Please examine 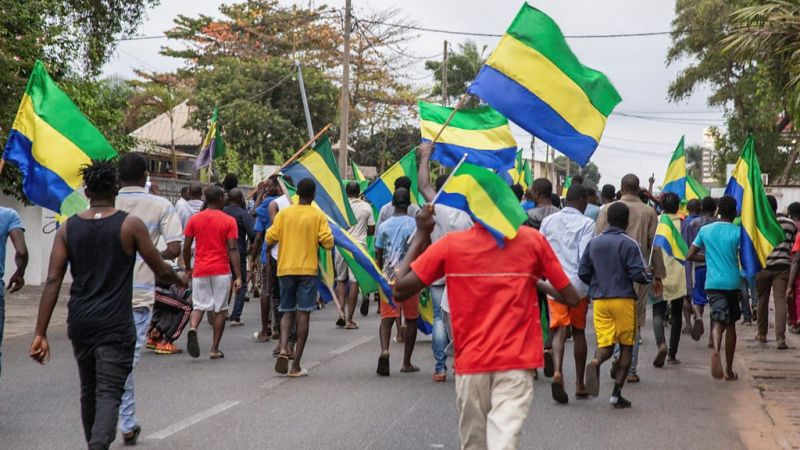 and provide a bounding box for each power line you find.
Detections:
[613,112,725,125]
